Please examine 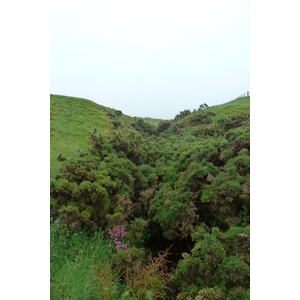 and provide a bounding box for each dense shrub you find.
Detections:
[149,184,197,240]
[176,225,250,299]
[50,154,110,232]
[174,109,191,120]
[157,120,172,134]
[187,110,216,125]
[131,118,156,136]
[111,128,149,165]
